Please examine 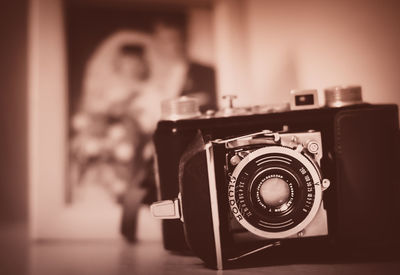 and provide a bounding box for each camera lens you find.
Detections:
[228,146,323,238]
[248,166,301,224]
[259,176,290,207]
